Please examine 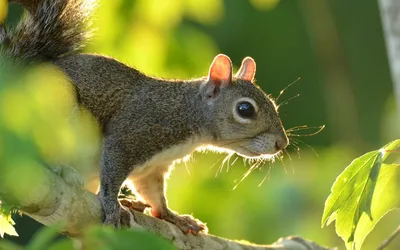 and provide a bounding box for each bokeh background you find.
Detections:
[2,0,400,249]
